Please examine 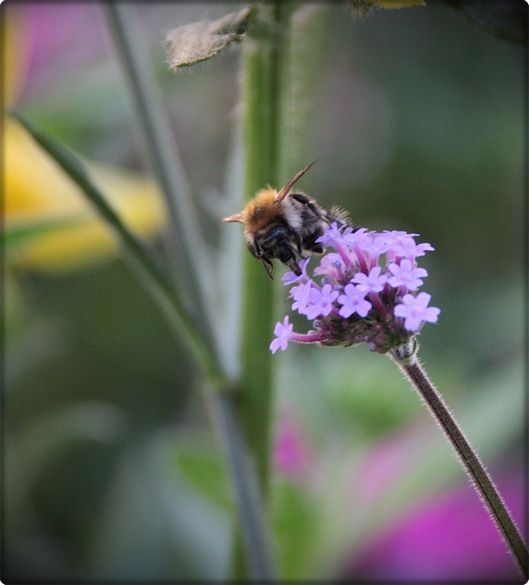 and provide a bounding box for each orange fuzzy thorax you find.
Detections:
[242,188,282,232]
